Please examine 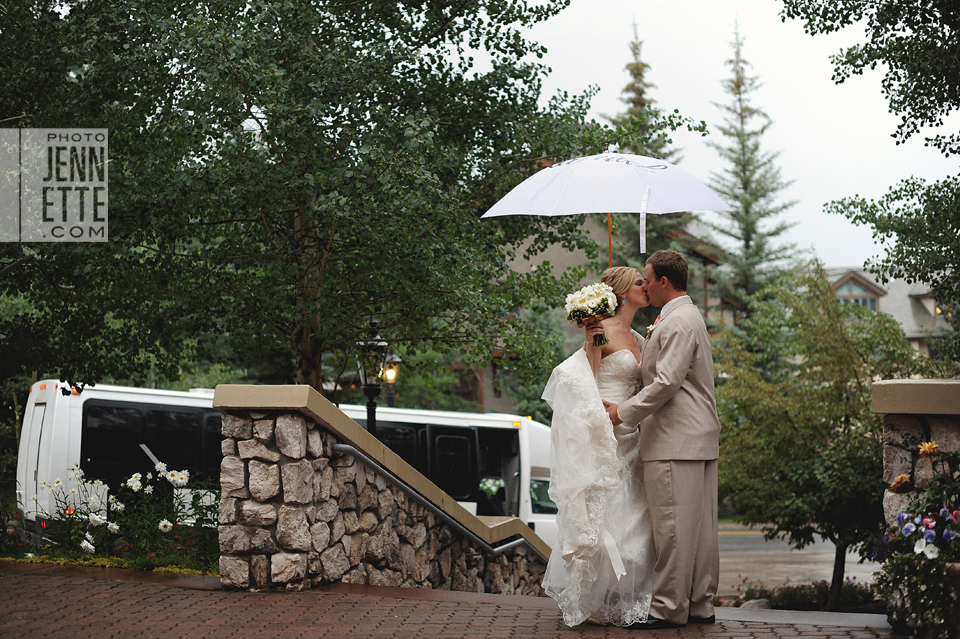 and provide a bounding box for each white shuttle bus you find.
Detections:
[15,380,559,549]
